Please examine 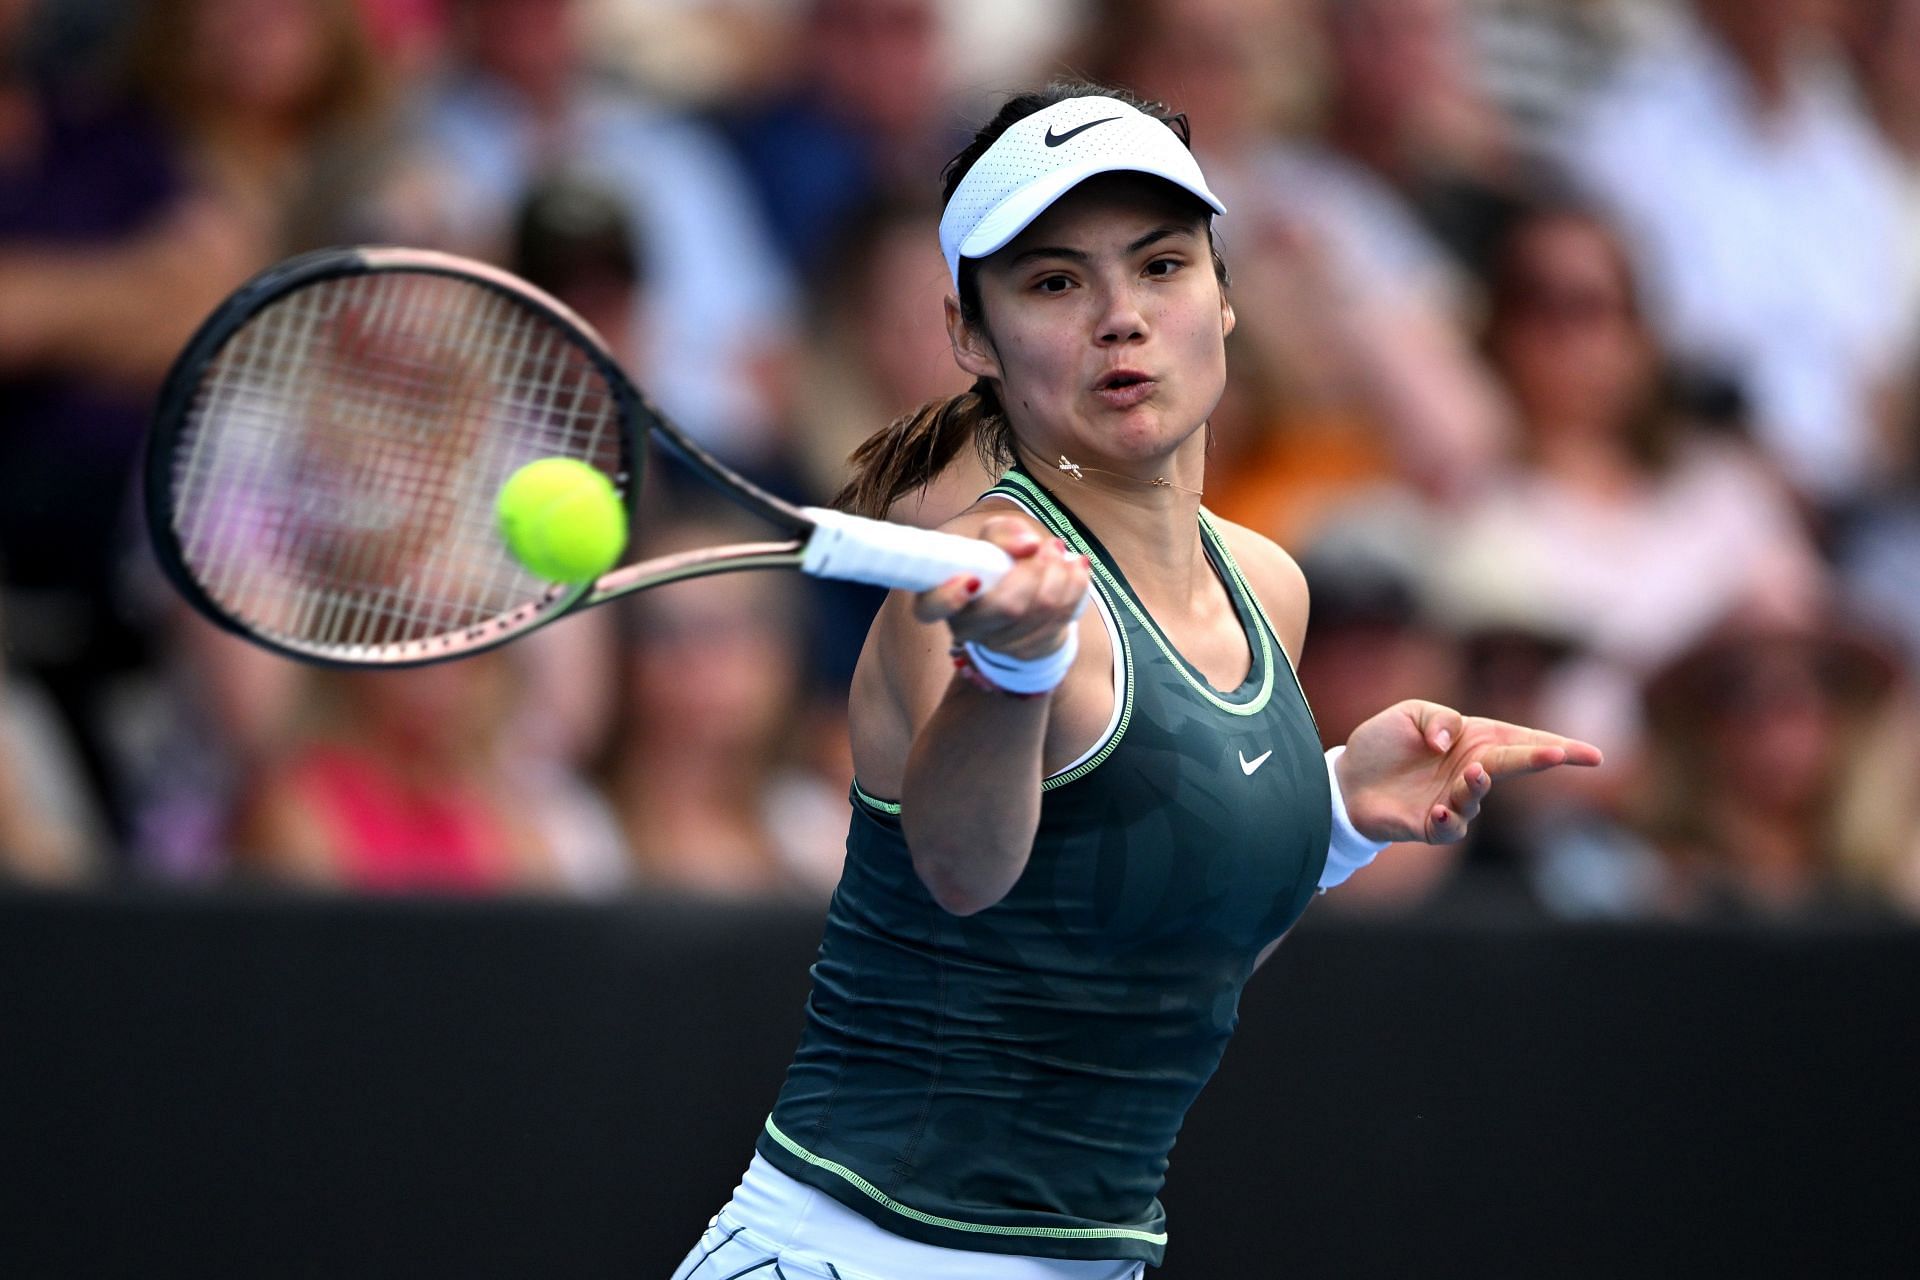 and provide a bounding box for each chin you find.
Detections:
[1105,410,1201,459]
